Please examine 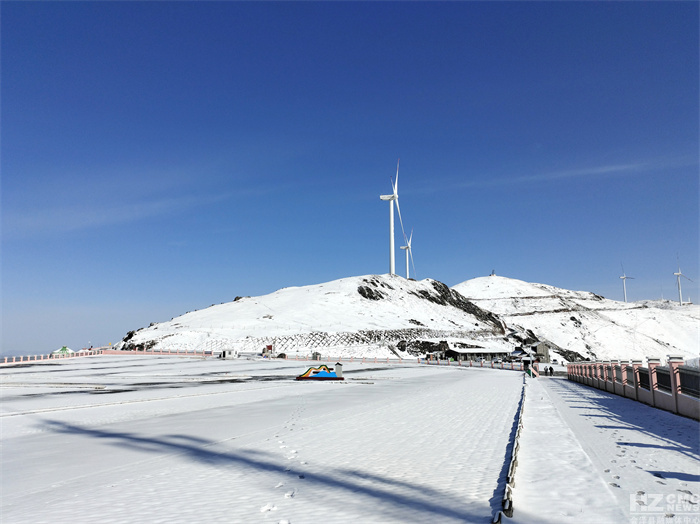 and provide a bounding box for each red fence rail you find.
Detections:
[567,357,699,420]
